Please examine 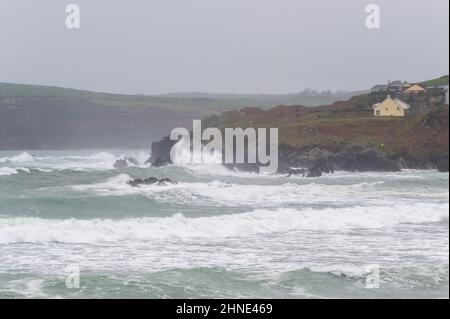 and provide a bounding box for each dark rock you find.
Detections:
[145,134,445,178]
[278,145,401,177]
[151,156,171,168]
[146,136,177,166]
[331,147,401,172]
[432,156,449,172]
[126,156,140,166]
[438,161,449,172]
[113,156,141,169]
[285,167,307,177]
[127,177,177,187]
[113,159,128,169]
[306,160,335,177]
[158,177,177,185]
